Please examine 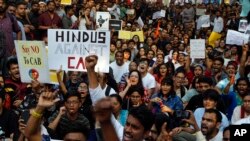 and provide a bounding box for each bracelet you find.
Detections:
[31,110,43,118]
